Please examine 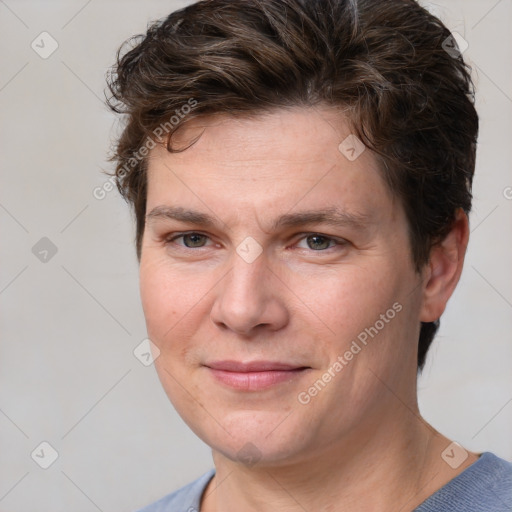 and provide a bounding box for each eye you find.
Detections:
[166,232,212,248]
[163,232,345,253]
[296,233,342,251]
